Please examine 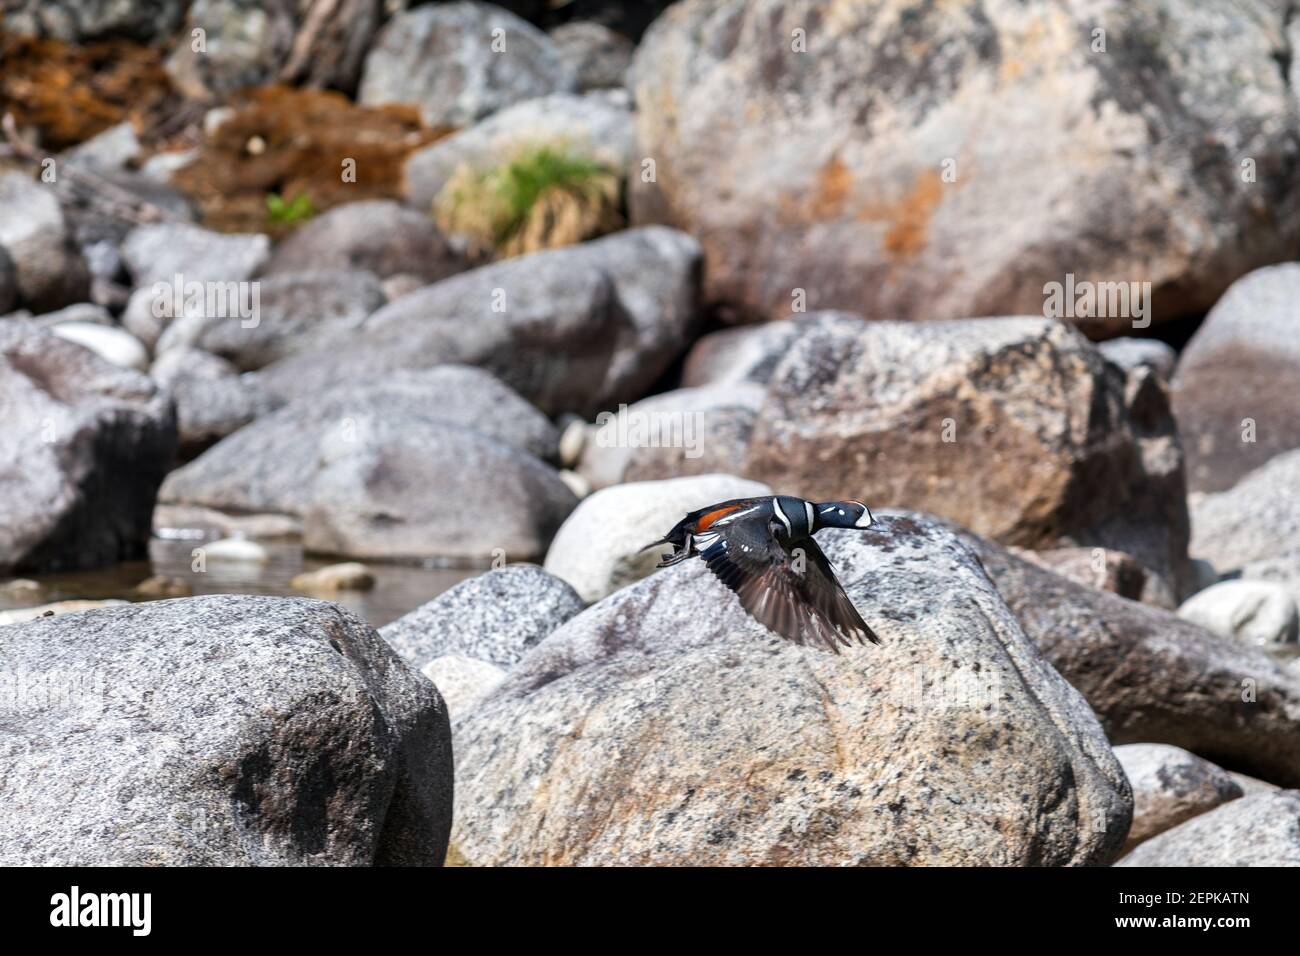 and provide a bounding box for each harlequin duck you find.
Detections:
[643,495,883,652]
